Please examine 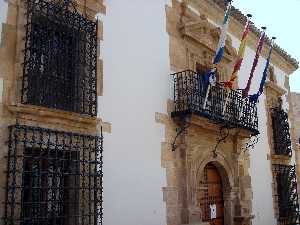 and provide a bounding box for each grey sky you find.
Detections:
[232,0,300,93]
